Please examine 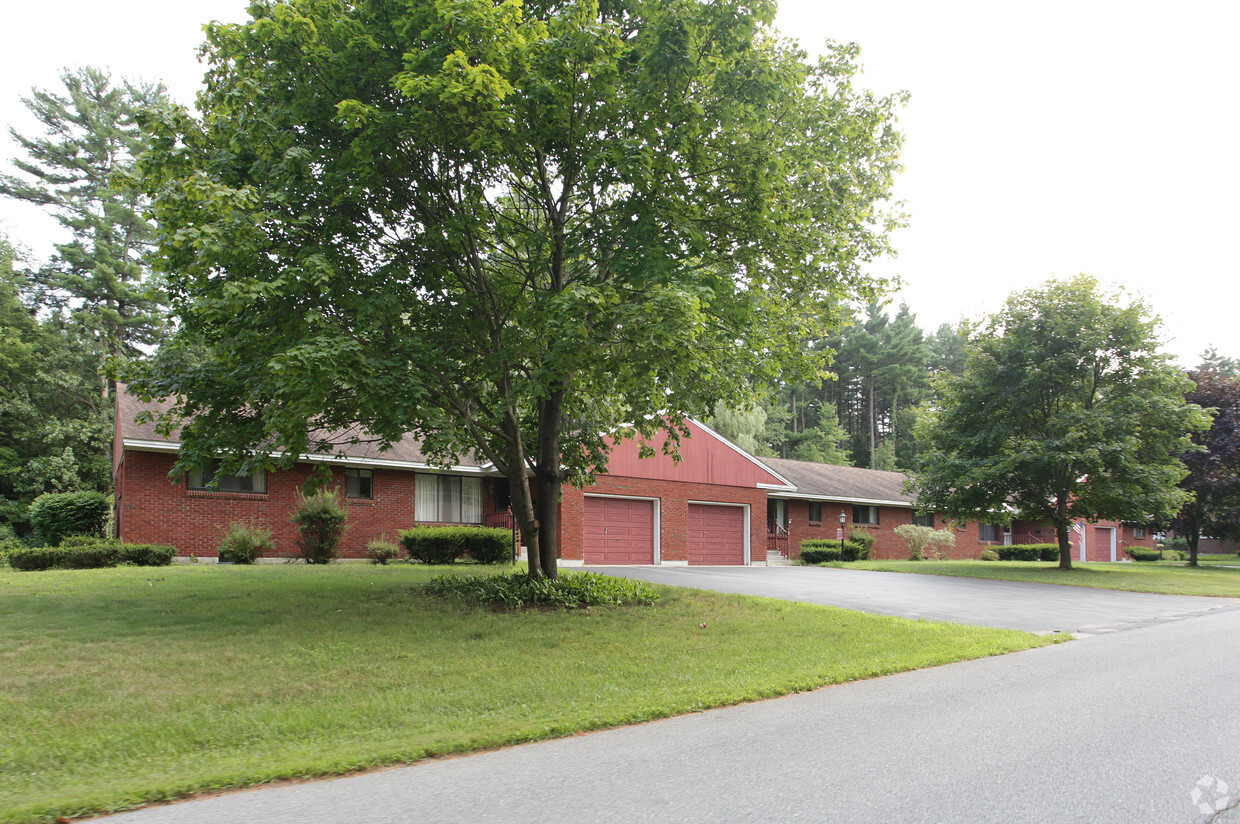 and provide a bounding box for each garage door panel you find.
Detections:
[584,497,654,564]
[687,504,745,565]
